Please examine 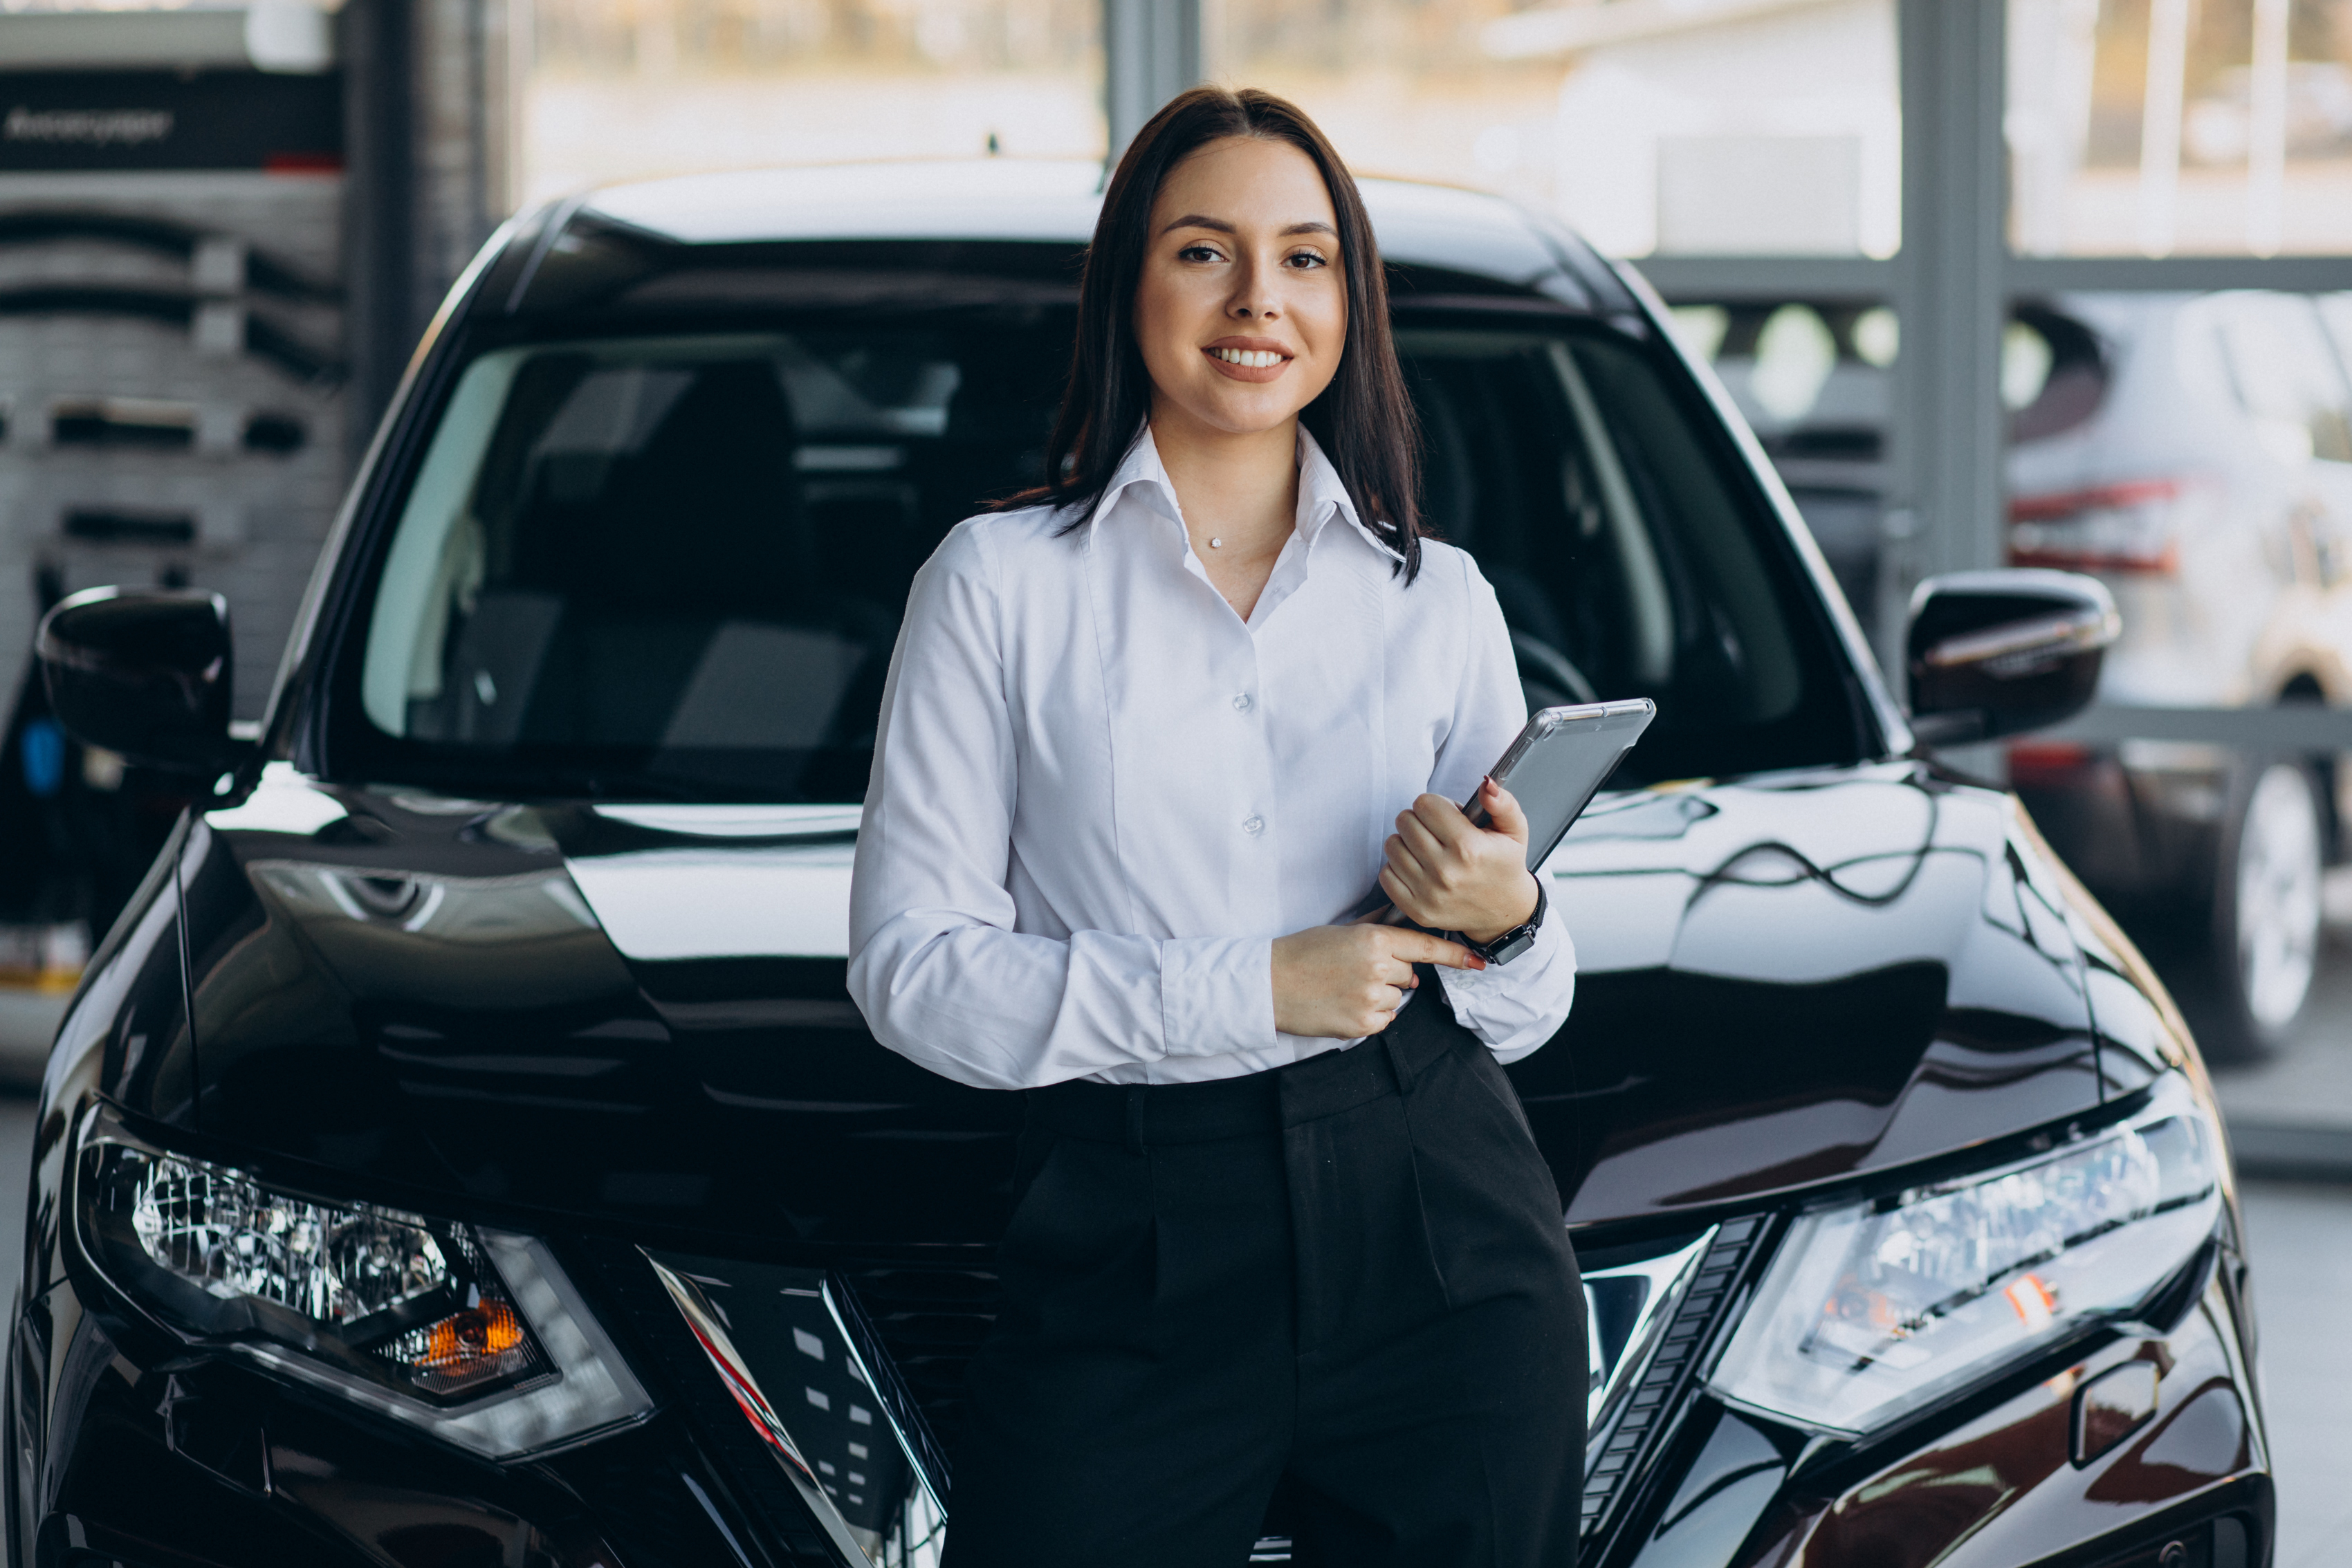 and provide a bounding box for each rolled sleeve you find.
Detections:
[1437,911,1577,1064]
